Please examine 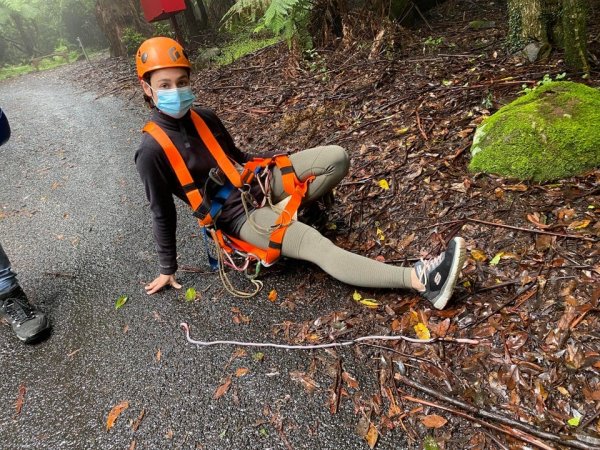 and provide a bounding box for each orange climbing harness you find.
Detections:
[142,110,313,295]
